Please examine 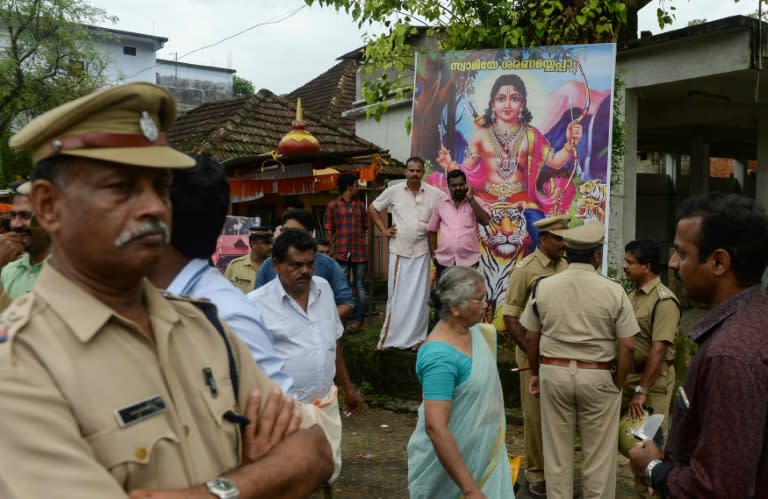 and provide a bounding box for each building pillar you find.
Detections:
[757,115,768,209]
[664,153,679,190]
[733,159,746,191]
[608,87,638,274]
[688,136,710,196]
